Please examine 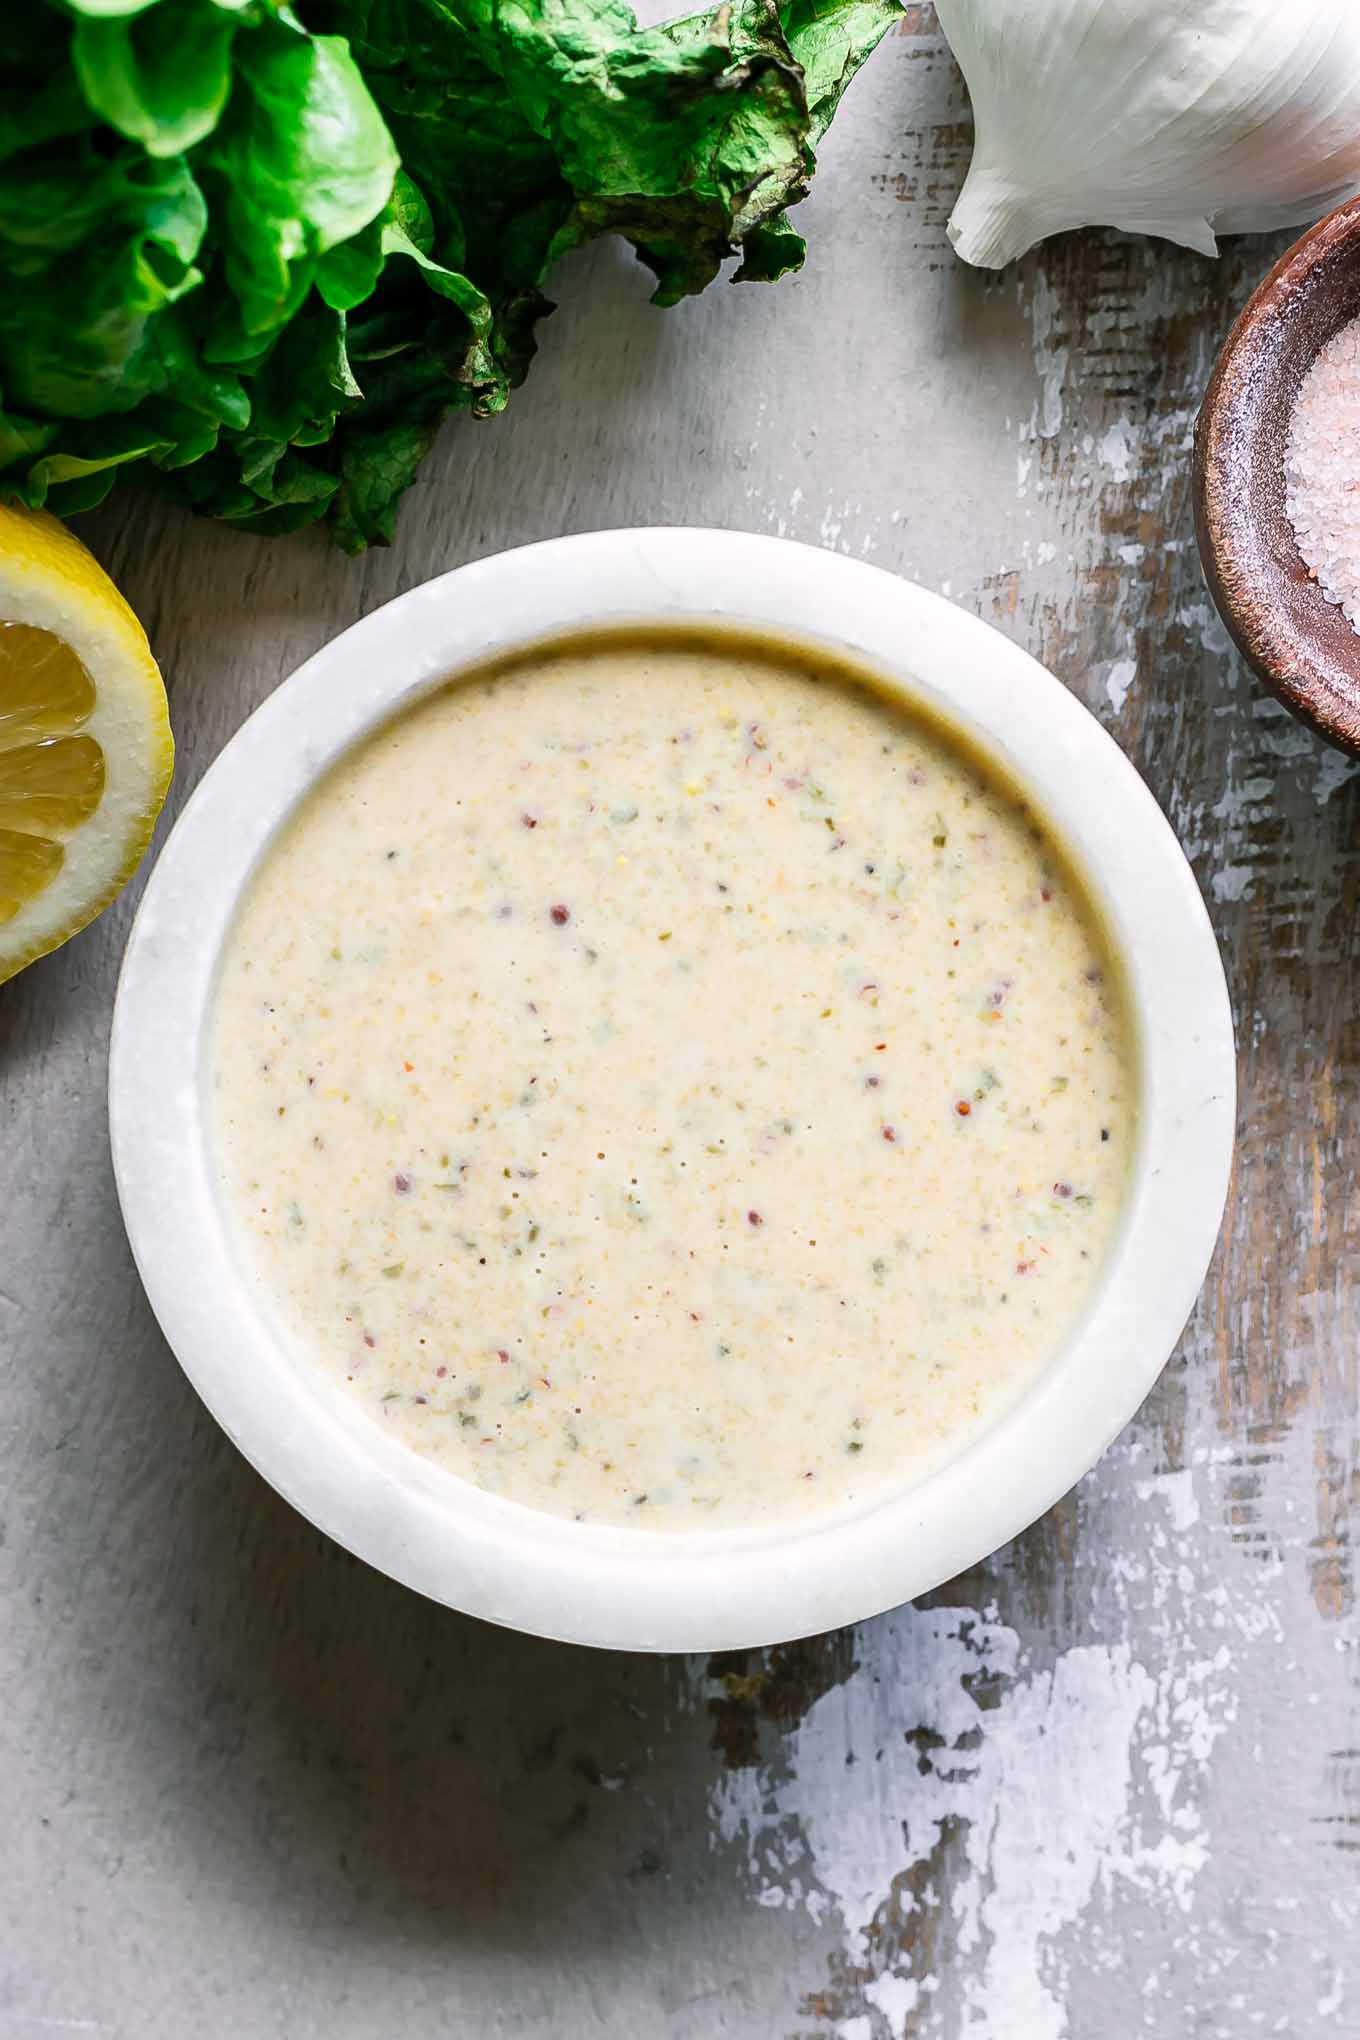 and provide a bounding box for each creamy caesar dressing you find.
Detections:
[211,634,1135,1530]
